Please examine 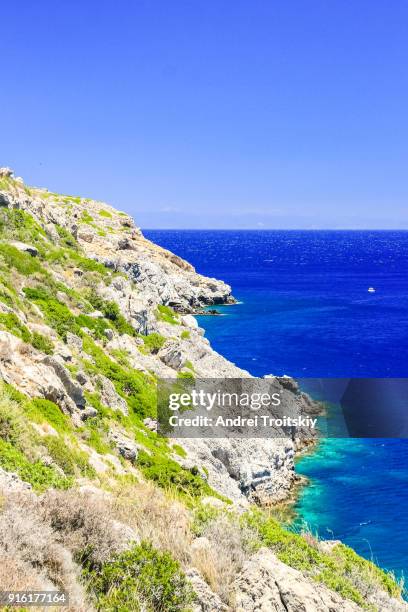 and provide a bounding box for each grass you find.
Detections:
[29,397,72,433]
[136,449,223,504]
[42,435,95,478]
[80,211,94,225]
